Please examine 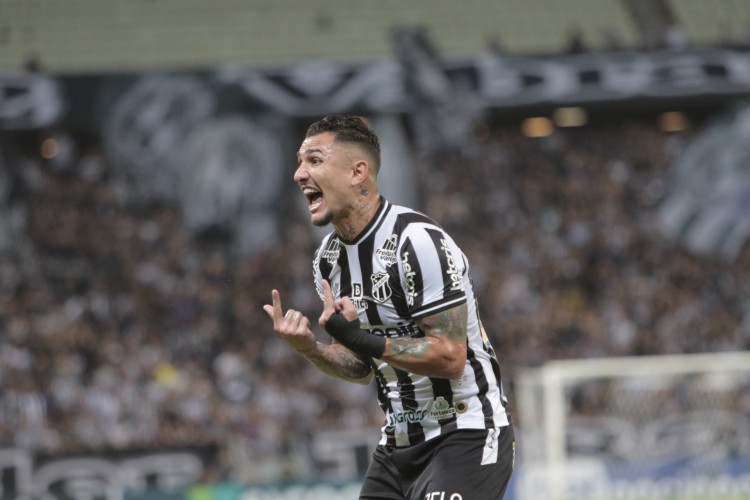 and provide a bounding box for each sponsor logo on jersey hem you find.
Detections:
[430,397,457,419]
[388,409,428,426]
